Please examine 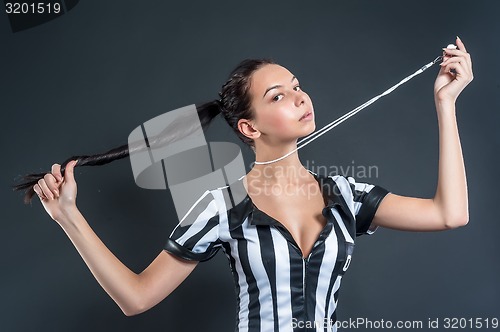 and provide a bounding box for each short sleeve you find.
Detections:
[164,190,222,262]
[345,176,390,236]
